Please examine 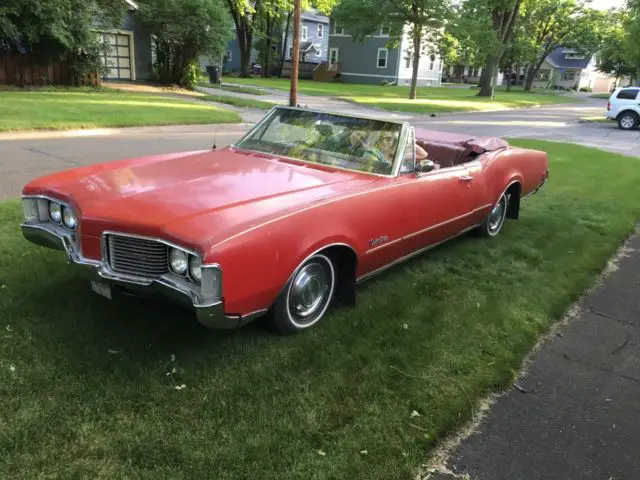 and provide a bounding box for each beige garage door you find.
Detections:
[100,32,133,80]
